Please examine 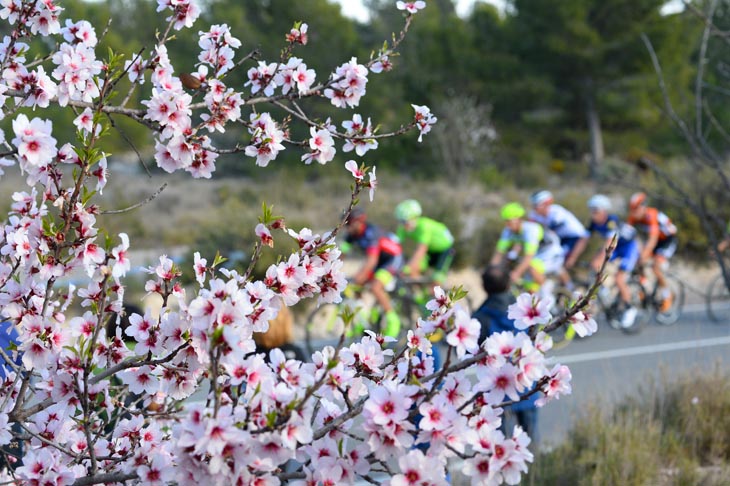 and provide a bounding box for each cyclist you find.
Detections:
[394,199,455,291]
[627,192,678,312]
[586,194,640,328]
[340,208,403,337]
[529,190,590,289]
[716,221,730,254]
[490,202,564,294]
